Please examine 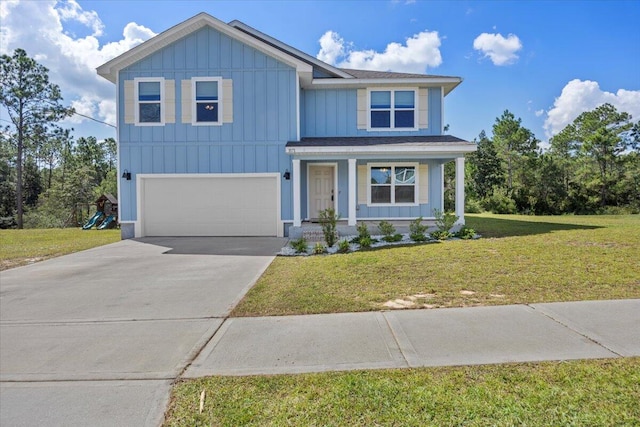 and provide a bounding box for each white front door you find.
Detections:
[309,165,334,219]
